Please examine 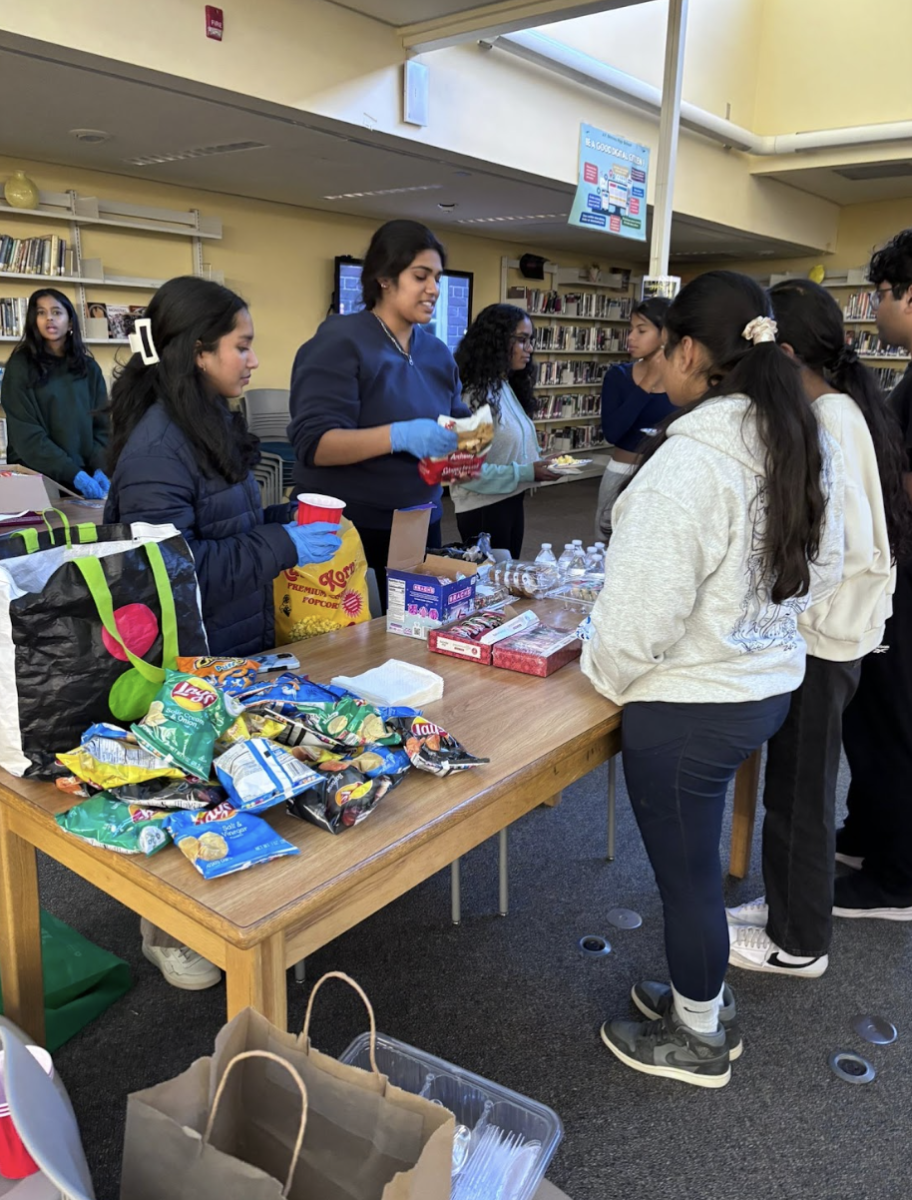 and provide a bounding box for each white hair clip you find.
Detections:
[128,317,160,365]
[742,316,778,345]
